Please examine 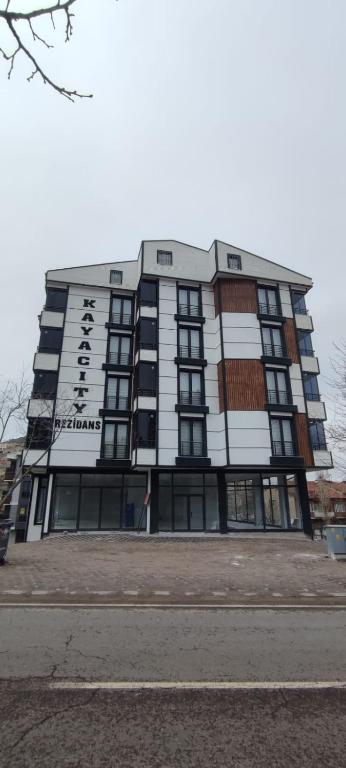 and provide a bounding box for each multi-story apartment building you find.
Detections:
[22,239,332,541]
